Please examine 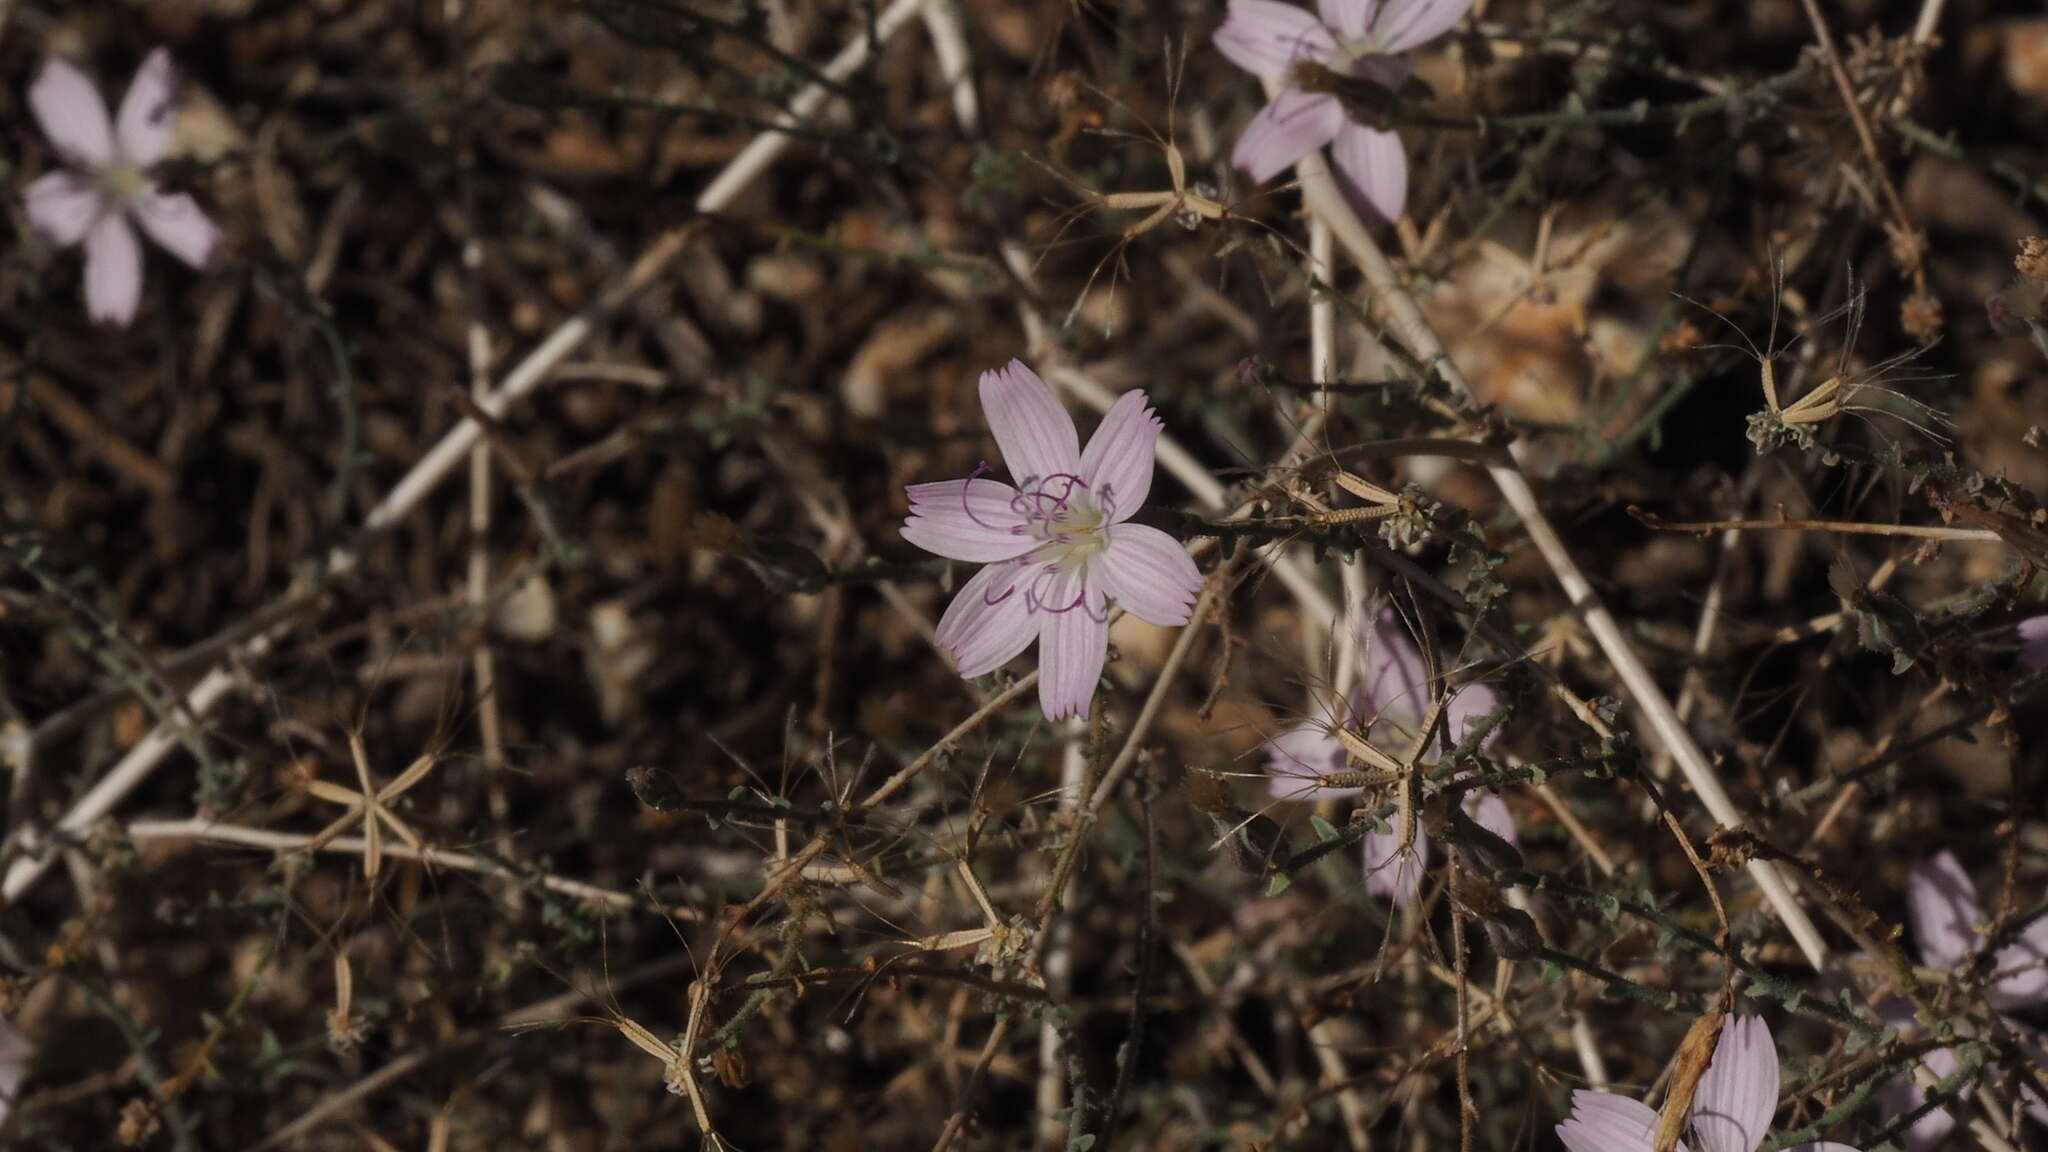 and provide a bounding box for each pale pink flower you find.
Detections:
[23,50,220,326]
[1212,0,1472,221]
[901,360,1202,721]
[1557,1014,1861,1152]
[2017,615,2048,669]
[1261,607,1510,904]
[1877,851,2048,1150]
